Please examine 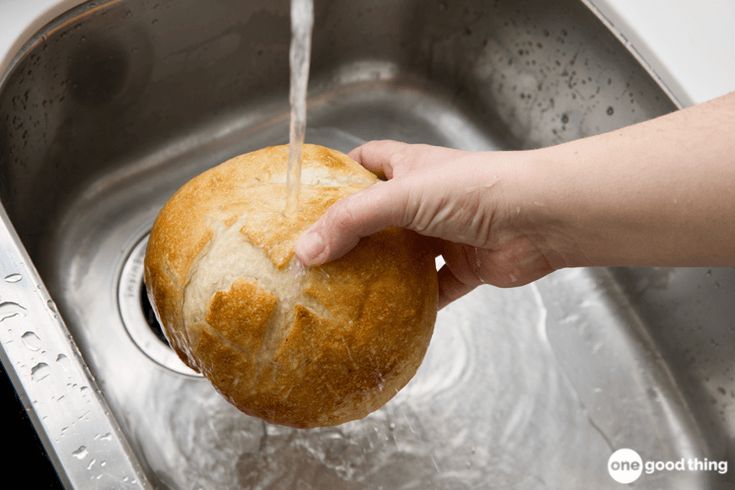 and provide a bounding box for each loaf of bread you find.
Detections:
[144,144,438,428]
